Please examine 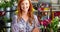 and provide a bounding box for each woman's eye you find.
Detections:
[21,3,24,5]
